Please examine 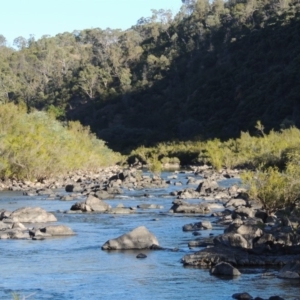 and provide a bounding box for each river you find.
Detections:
[0,171,299,299]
